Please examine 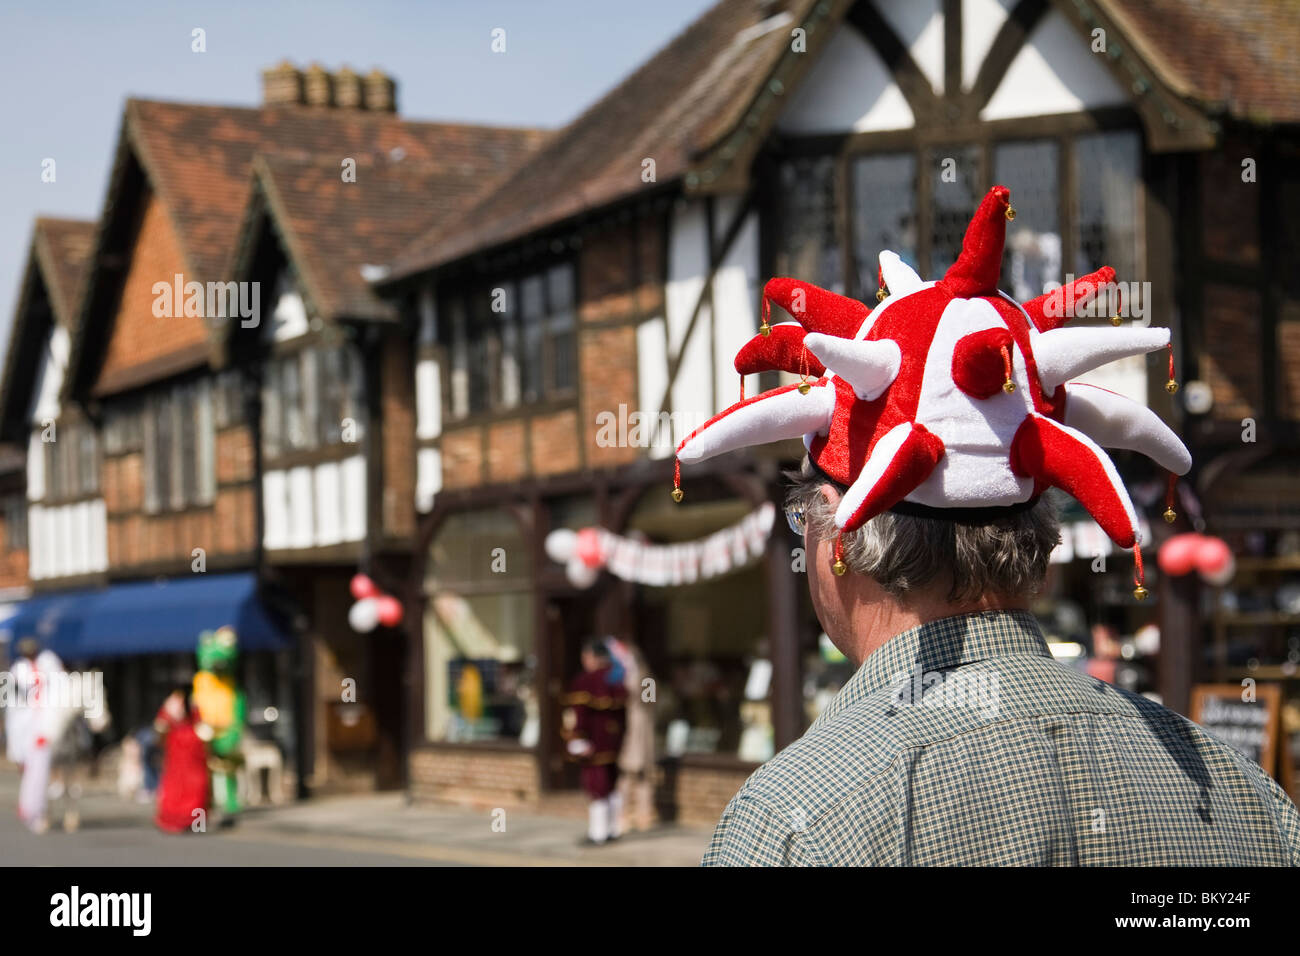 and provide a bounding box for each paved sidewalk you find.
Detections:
[235,792,711,866]
[0,767,710,866]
